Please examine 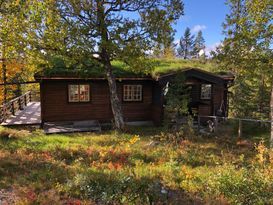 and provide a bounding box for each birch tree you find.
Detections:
[34,0,184,130]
